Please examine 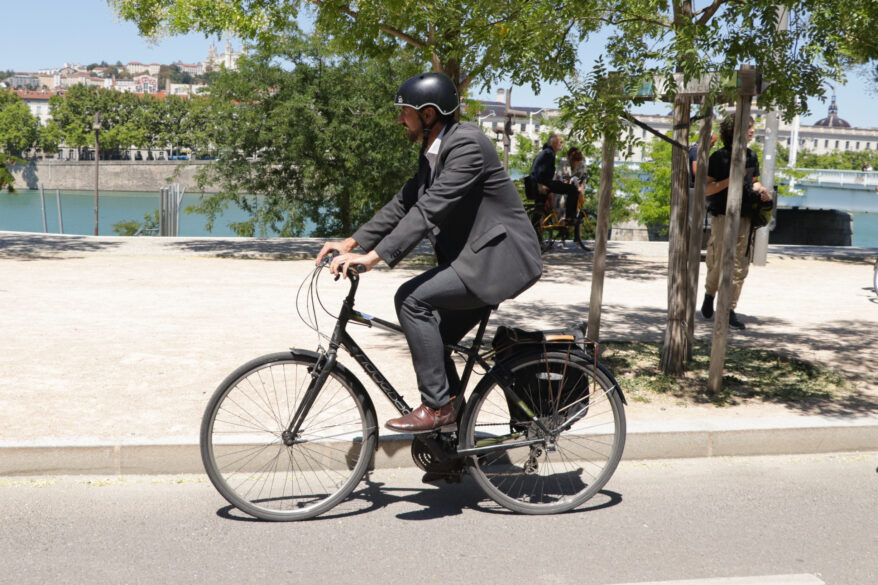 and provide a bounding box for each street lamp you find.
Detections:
[477,110,495,126]
[93,111,101,236]
[529,107,550,127]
